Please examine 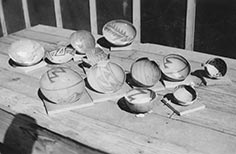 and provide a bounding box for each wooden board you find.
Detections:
[0,108,107,154]
[161,97,205,116]
[40,89,93,115]
[202,75,232,86]
[0,91,208,154]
